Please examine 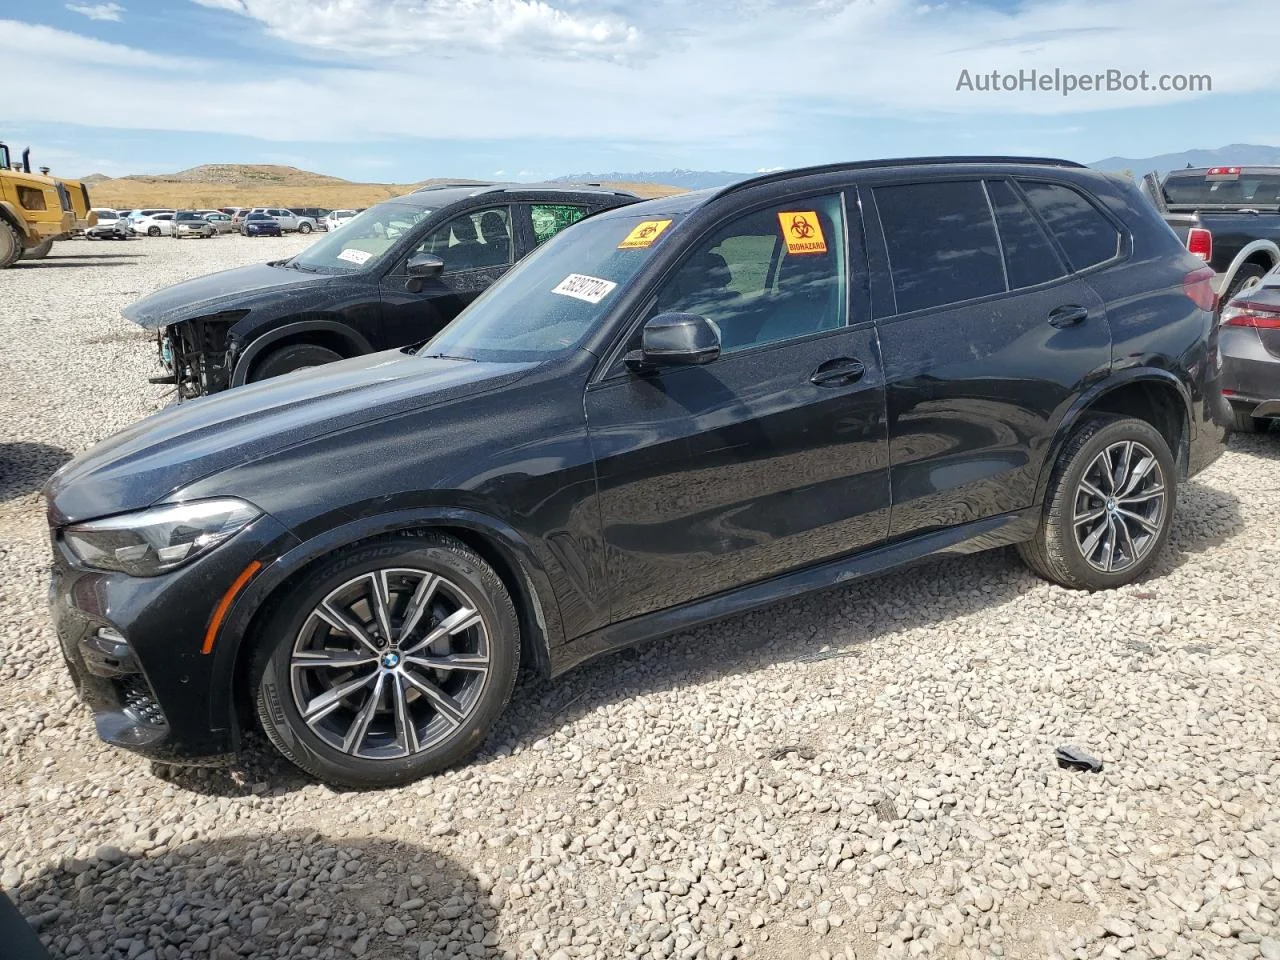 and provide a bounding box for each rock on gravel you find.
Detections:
[2,237,1280,960]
